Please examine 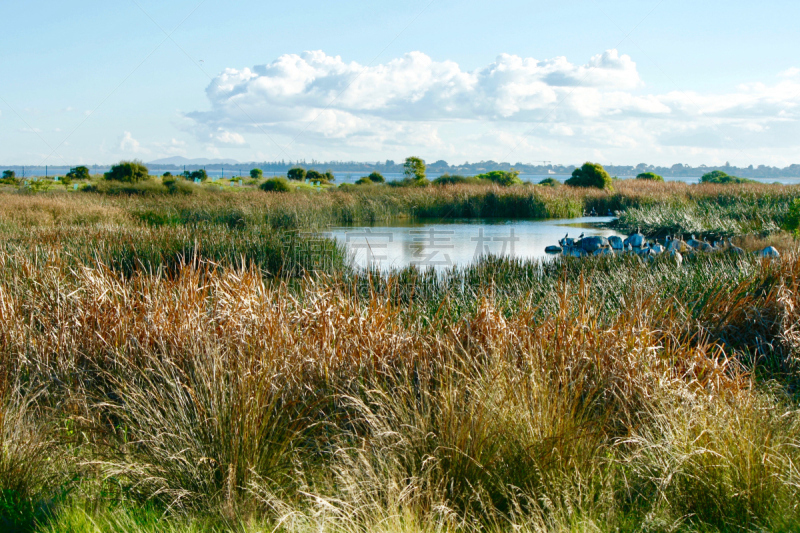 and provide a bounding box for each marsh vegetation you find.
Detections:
[1,172,800,532]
